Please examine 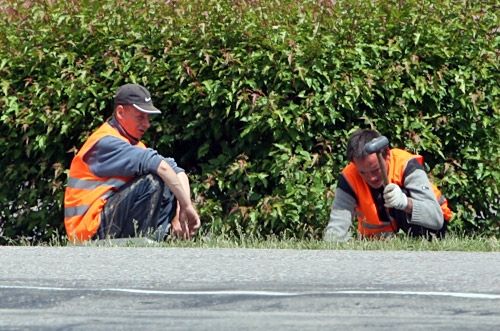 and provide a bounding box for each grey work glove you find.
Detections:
[383,183,408,210]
